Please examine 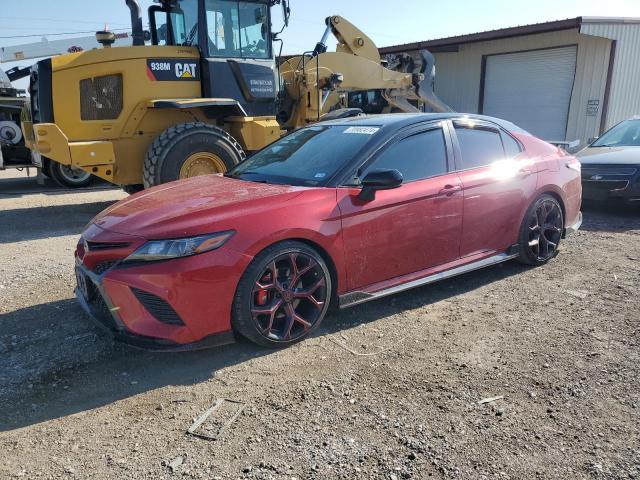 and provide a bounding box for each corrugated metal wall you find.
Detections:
[566,32,611,143]
[580,21,640,130]
[401,29,612,144]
